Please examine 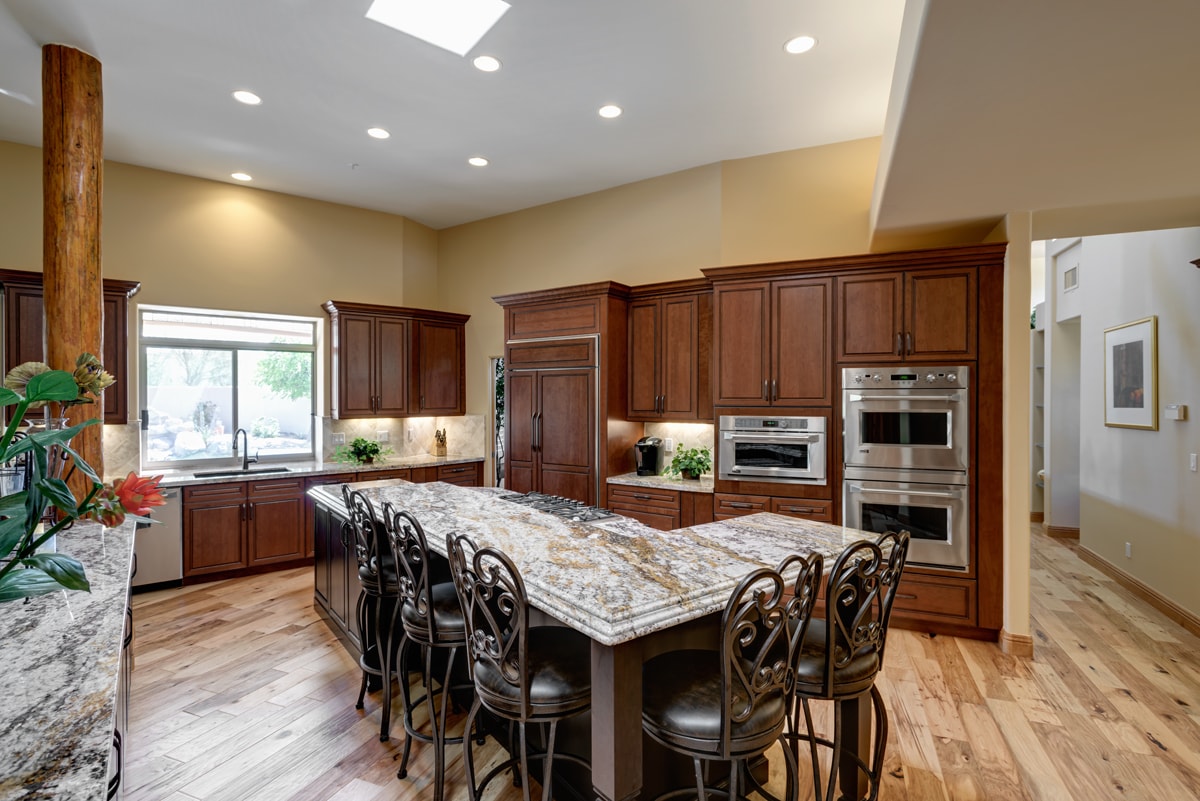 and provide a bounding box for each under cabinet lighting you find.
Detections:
[365,0,511,57]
